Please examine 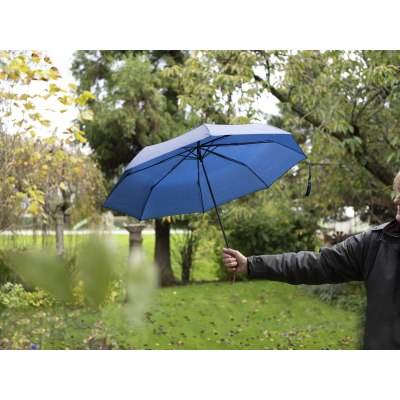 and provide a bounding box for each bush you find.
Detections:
[0,283,62,309]
[214,201,321,281]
